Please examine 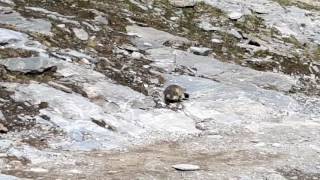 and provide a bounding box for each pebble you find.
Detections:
[172,164,200,171]
[29,168,49,173]
[72,28,89,41]
[228,29,243,39]
[228,11,243,20]
[211,39,223,44]
[131,52,144,59]
[120,44,139,52]
[143,42,153,47]
[189,46,212,56]
[169,0,197,7]
[170,17,179,21]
